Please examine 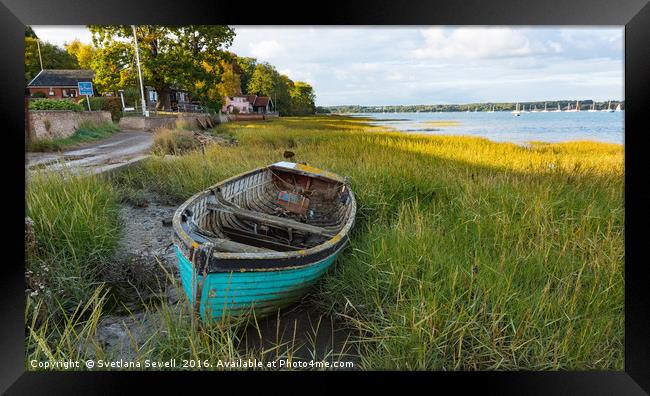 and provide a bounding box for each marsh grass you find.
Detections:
[27,115,624,370]
[113,115,624,369]
[26,170,121,311]
[152,127,201,156]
